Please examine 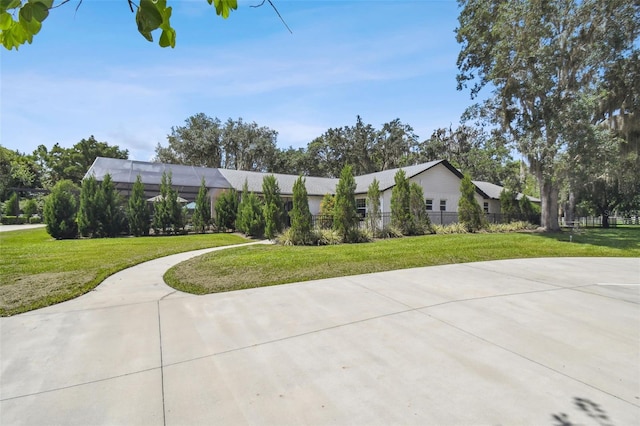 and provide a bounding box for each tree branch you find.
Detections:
[252,0,292,34]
